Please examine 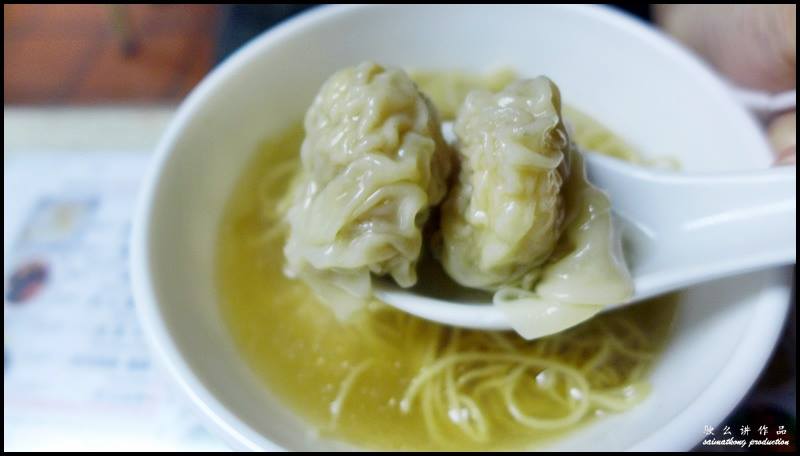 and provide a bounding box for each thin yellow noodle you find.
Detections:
[485,332,518,352]
[472,373,515,397]
[444,362,459,427]
[329,360,373,428]
[422,375,451,447]
[605,334,655,361]
[456,365,509,388]
[589,381,651,412]
[607,316,651,347]
[501,365,590,430]
[420,380,443,446]
[580,340,612,373]
[536,376,572,407]
[454,393,490,442]
[317,311,665,446]
[401,353,590,413]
